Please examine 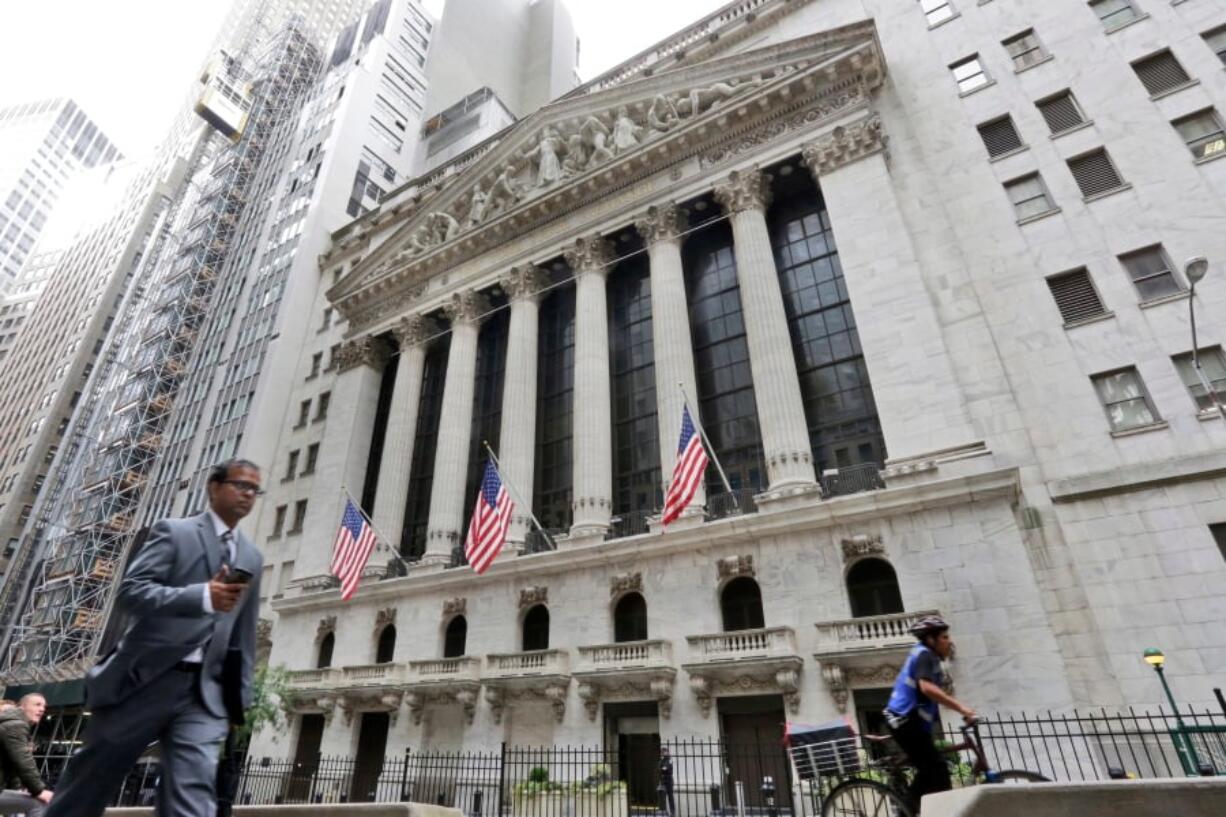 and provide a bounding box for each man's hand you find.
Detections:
[37,790,53,804]
[961,707,978,723]
[208,568,245,613]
